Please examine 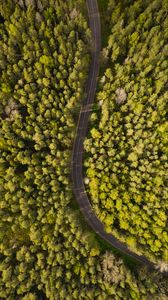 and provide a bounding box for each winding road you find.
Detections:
[71,0,167,274]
